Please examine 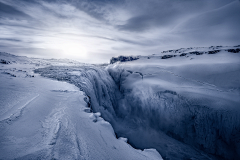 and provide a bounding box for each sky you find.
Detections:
[0,0,240,63]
